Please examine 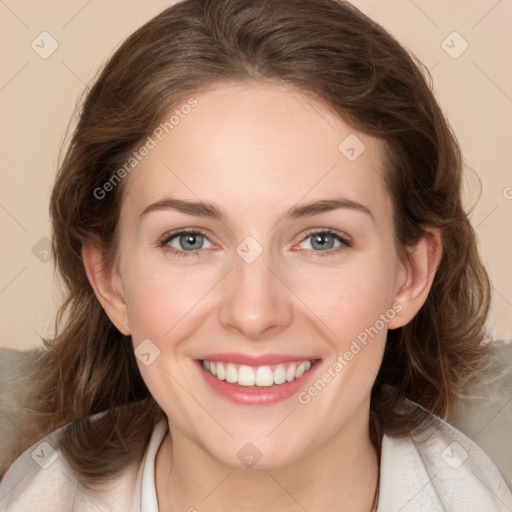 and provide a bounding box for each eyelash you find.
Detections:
[158,228,352,259]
